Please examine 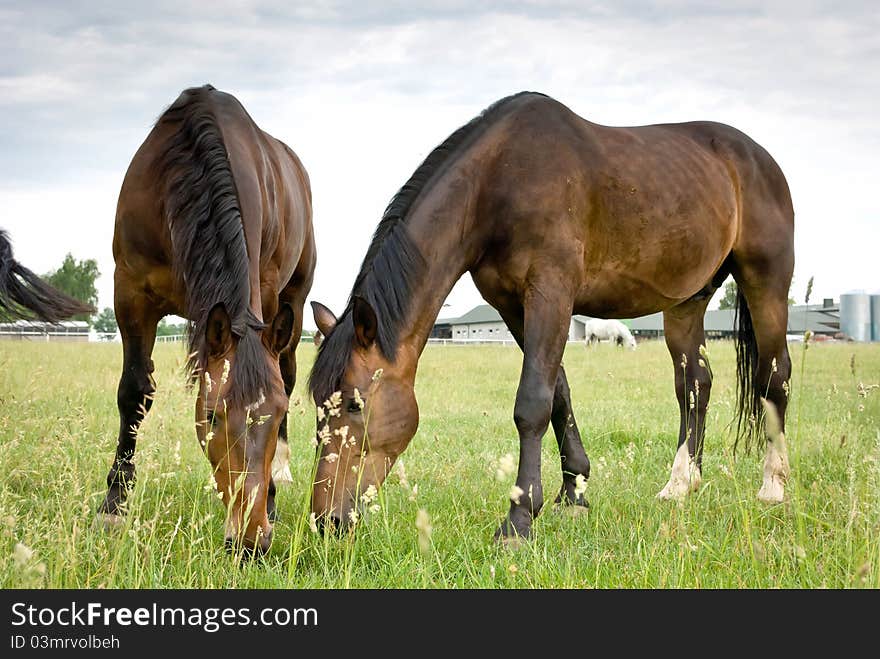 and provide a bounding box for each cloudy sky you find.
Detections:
[1,1,877,328]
